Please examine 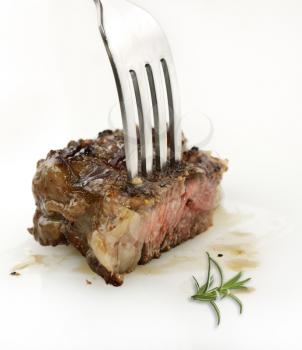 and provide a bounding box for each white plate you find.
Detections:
[0,0,301,349]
